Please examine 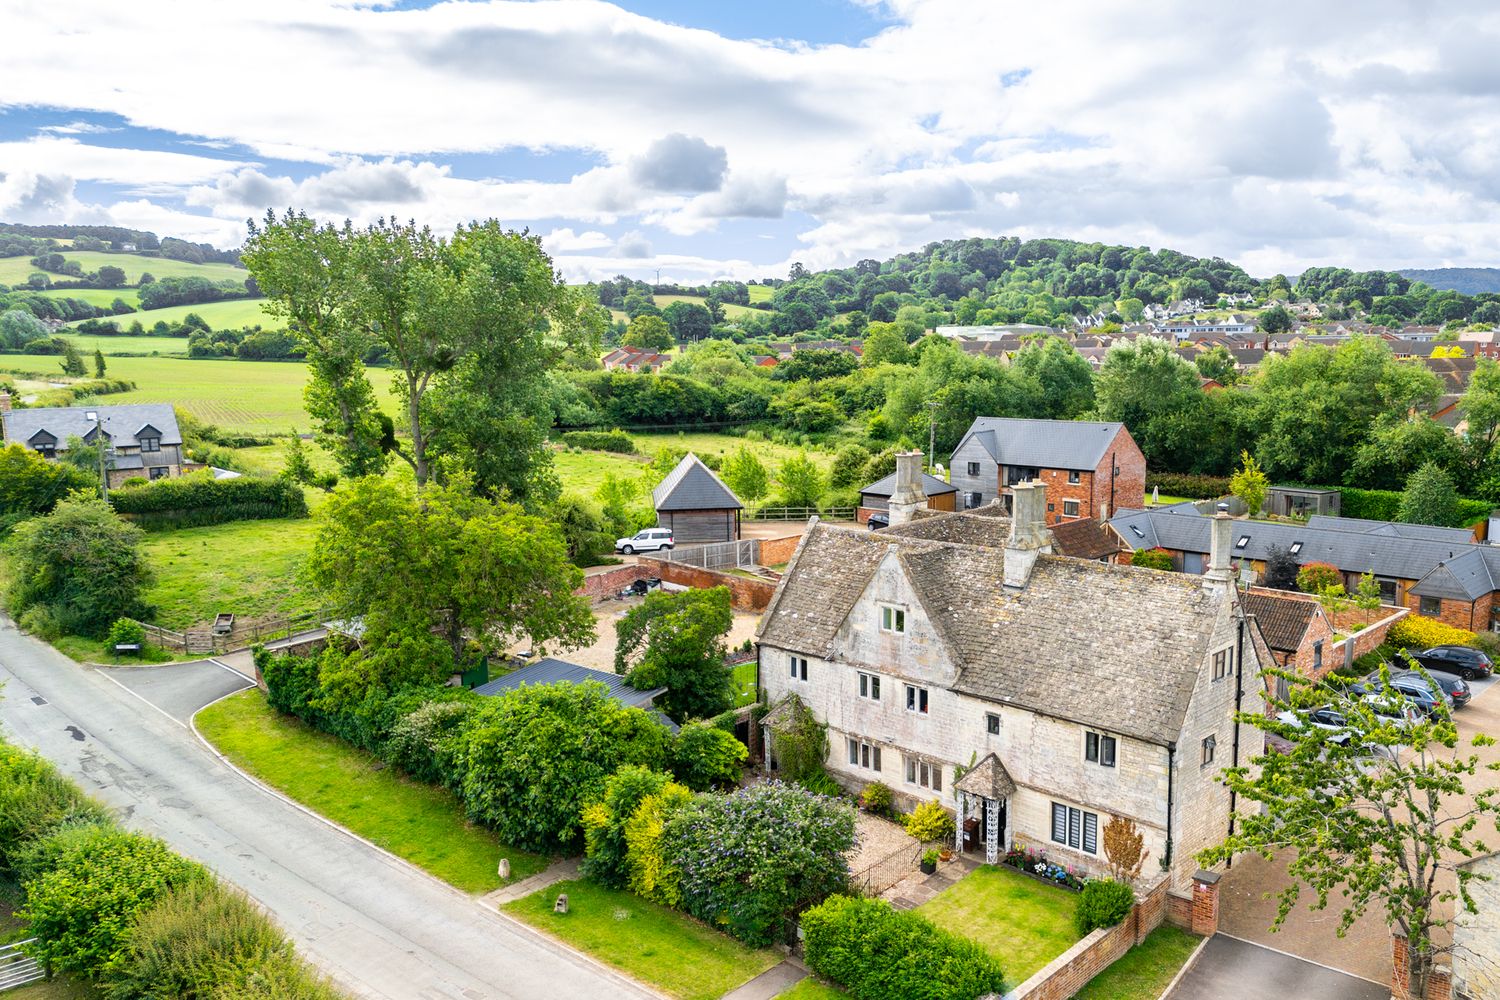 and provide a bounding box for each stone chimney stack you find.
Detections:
[887,451,927,527]
[1004,481,1054,590]
[1204,503,1235,588]
[0,391,10,413]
